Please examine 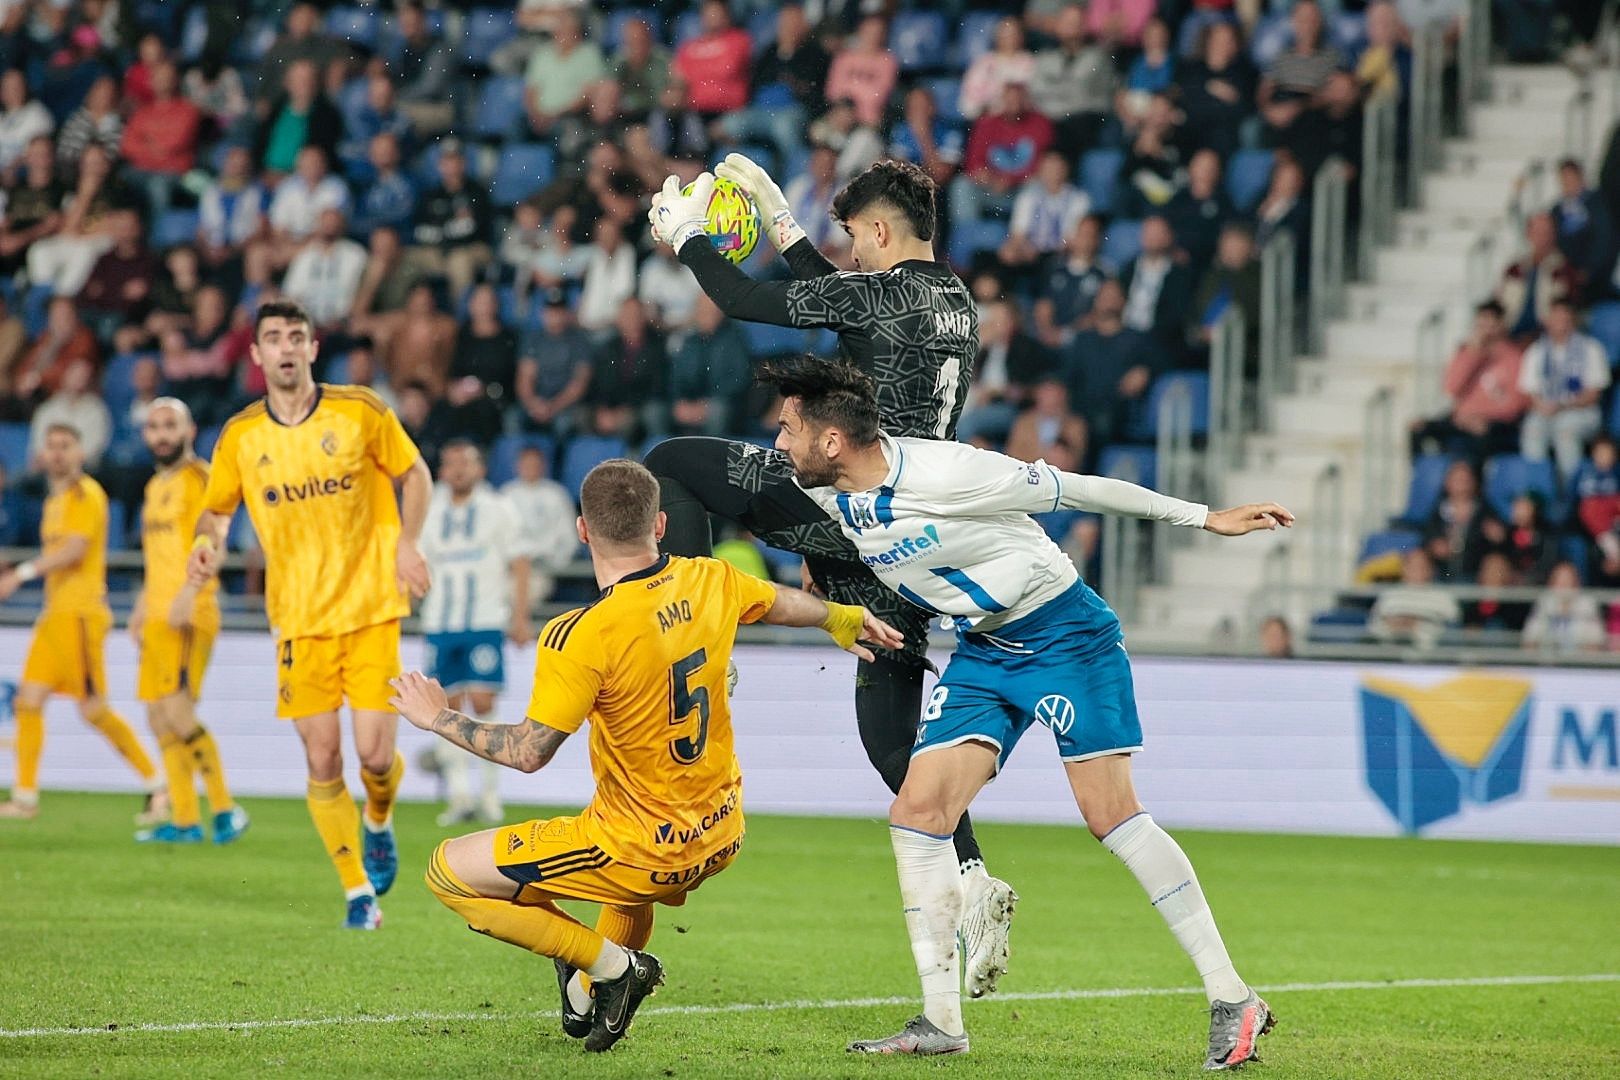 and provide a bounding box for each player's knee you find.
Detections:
[888,791,952,838]
[467,690,496,716]
[1079,795,1144,841]
[641,437,684,480]
[426,840,481,916]
[303,744,343,781]
[13,683,47,711]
